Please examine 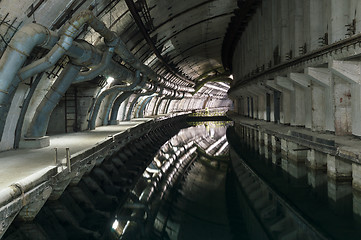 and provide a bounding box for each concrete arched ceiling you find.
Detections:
[92,0,238,86]
[0,0,237,89]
